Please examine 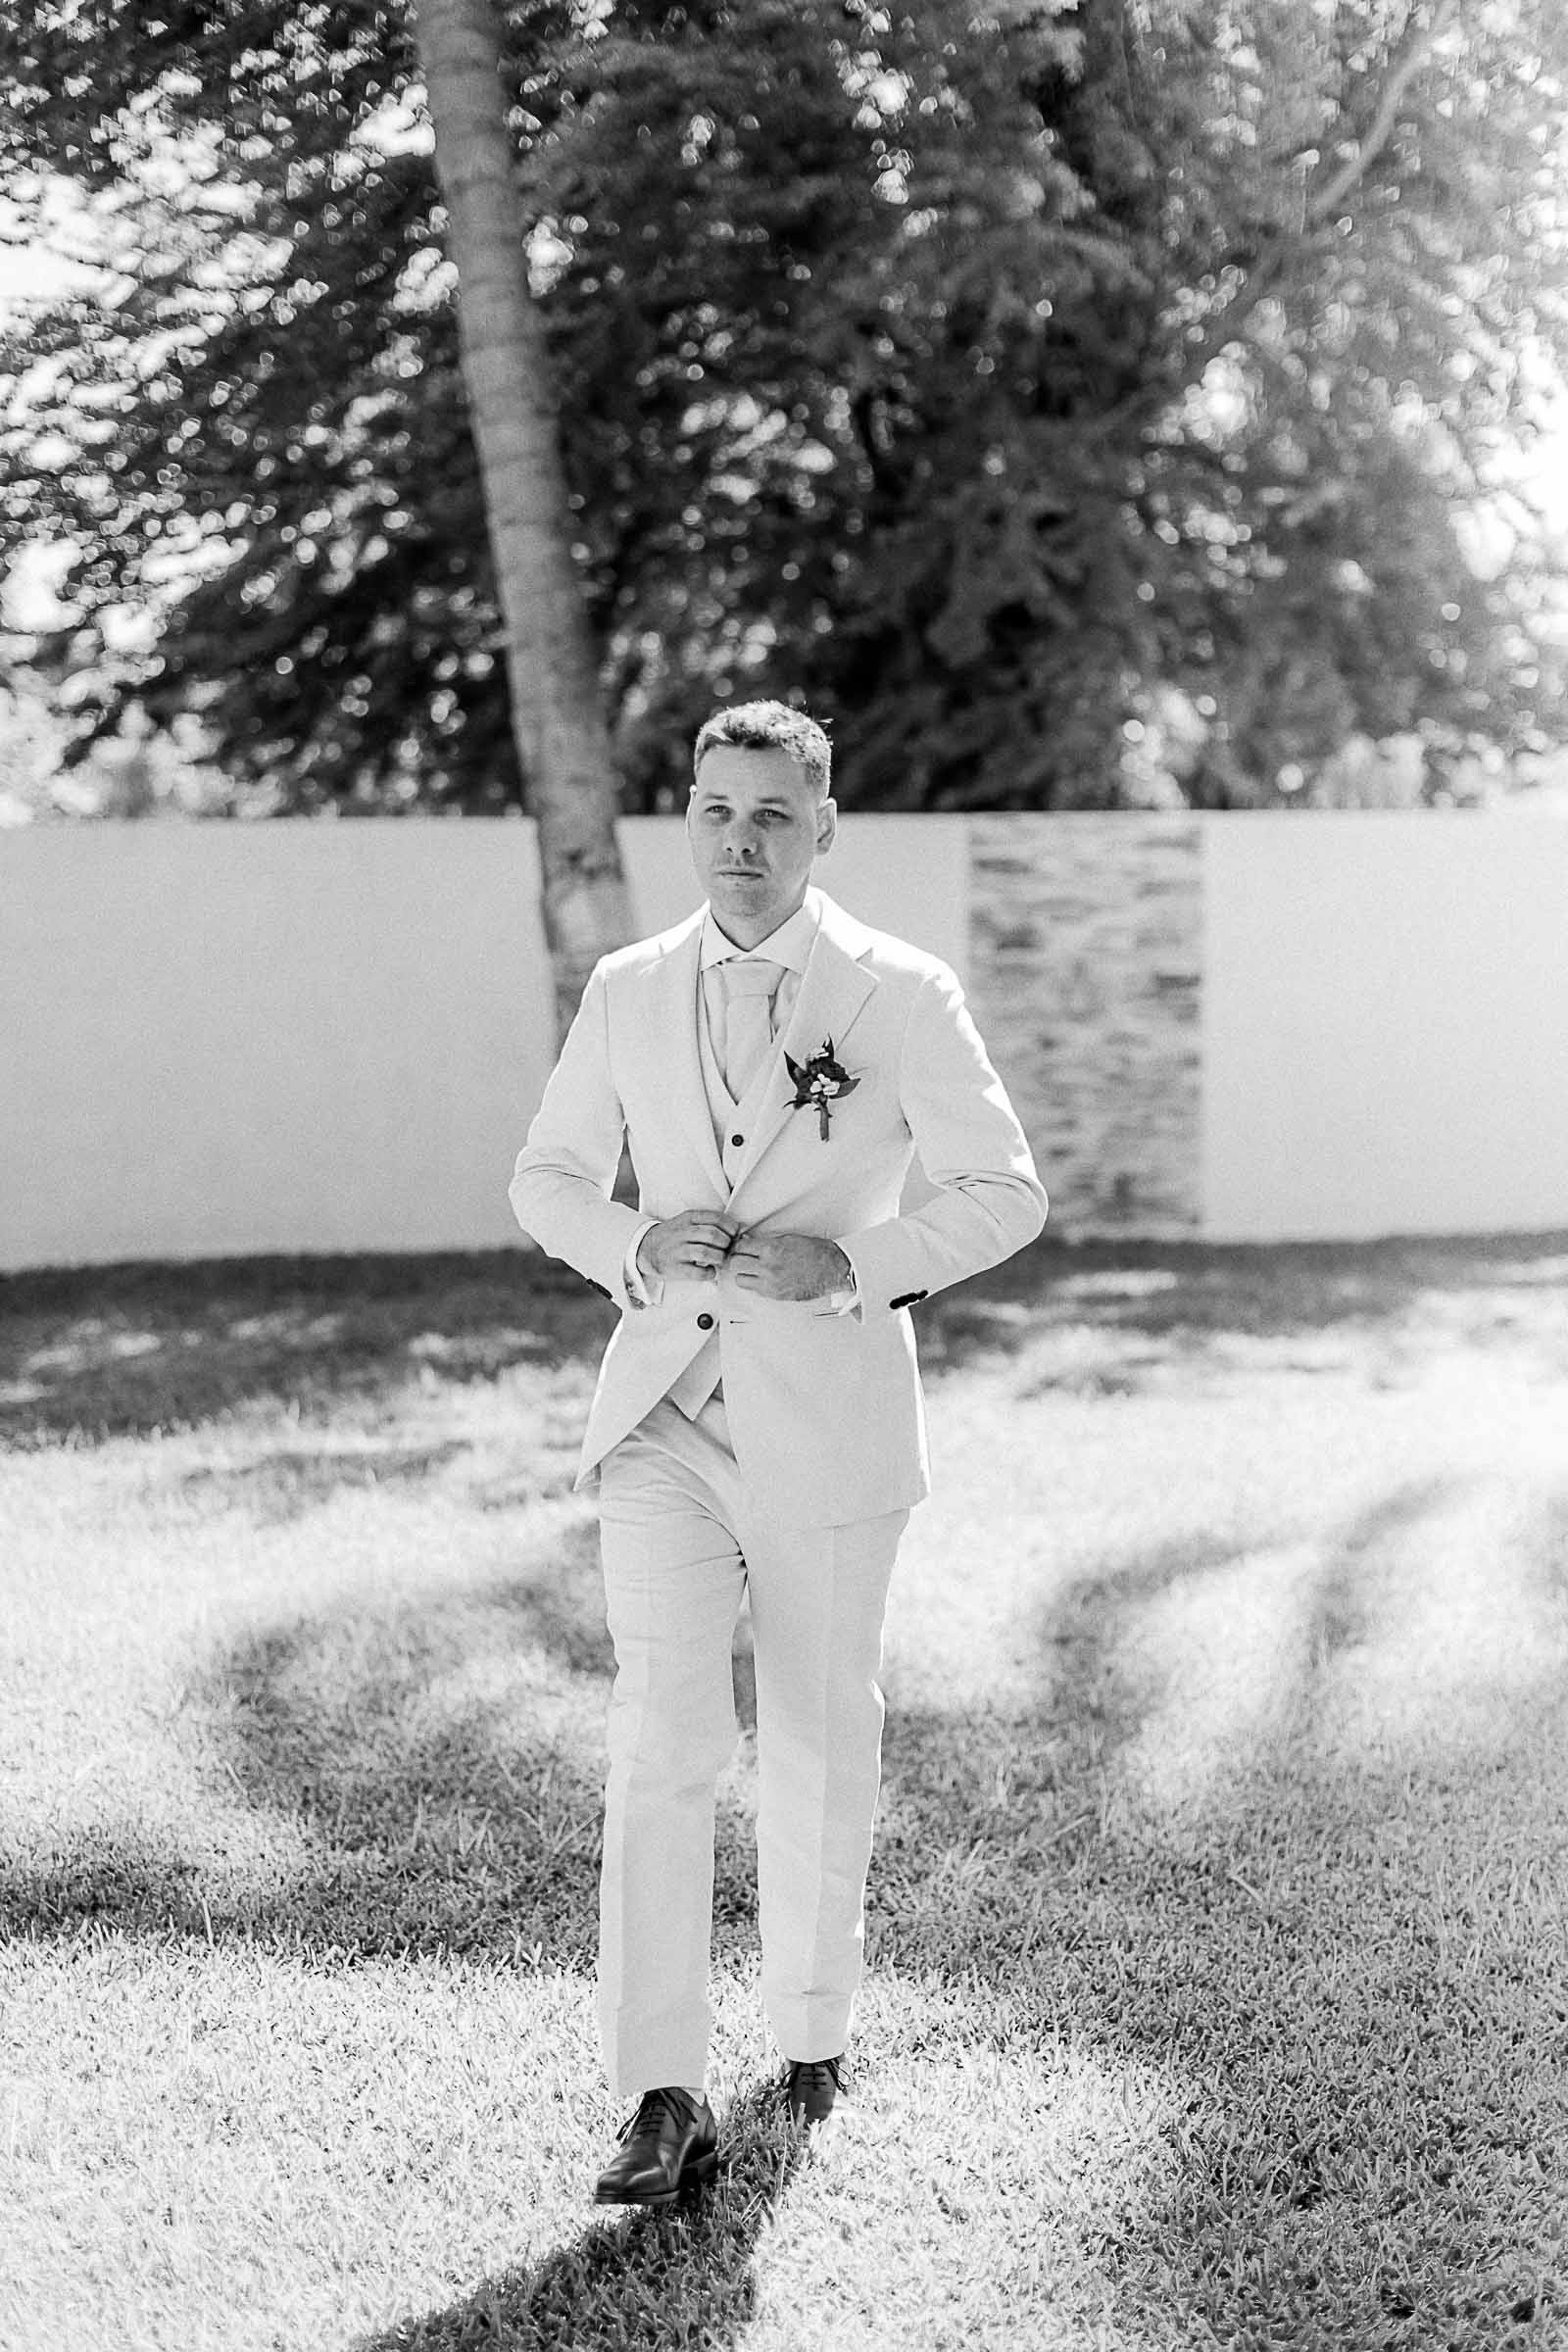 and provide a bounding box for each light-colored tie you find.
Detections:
[715,957,784,1100]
